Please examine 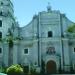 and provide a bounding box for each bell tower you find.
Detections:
[0,0,15,39]
[47,2,52,12]
[0,0,17,66]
